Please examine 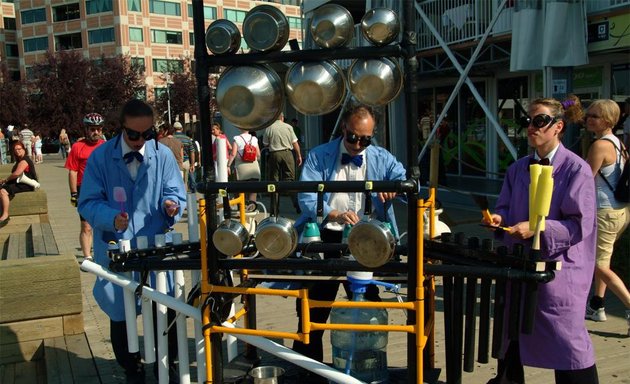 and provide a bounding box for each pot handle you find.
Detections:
[316,185,324,224]
[363,190,372,217]
[222,193,231,221]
